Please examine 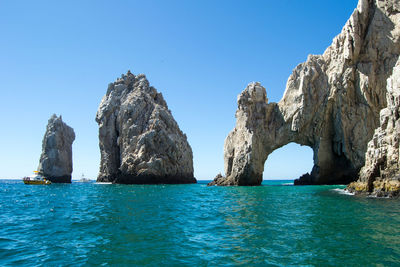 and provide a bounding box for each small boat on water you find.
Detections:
[23,171,51,185]
[78,173,91,183]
